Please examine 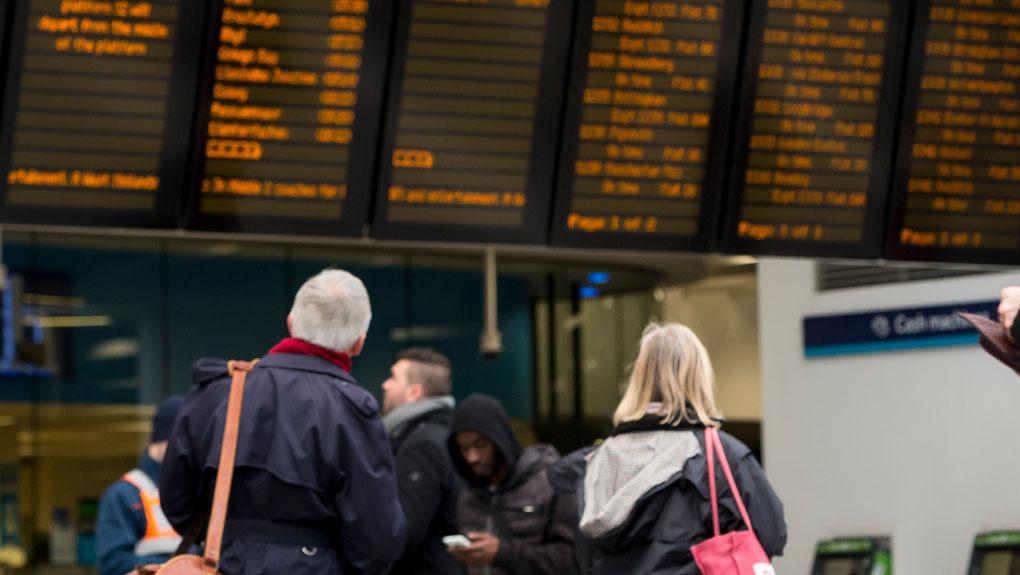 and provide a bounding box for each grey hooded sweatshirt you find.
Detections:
[549,417,787,575]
